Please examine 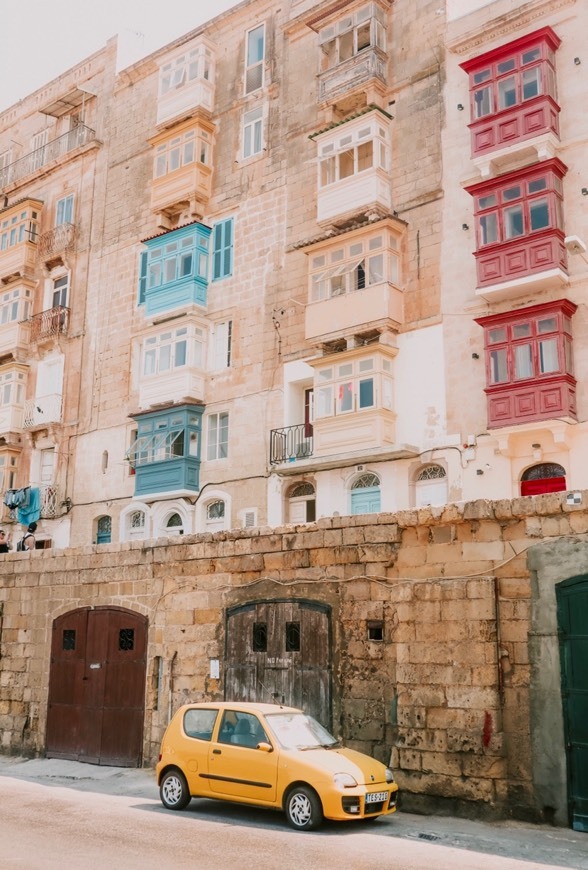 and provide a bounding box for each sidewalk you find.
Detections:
[0,756,587,869]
